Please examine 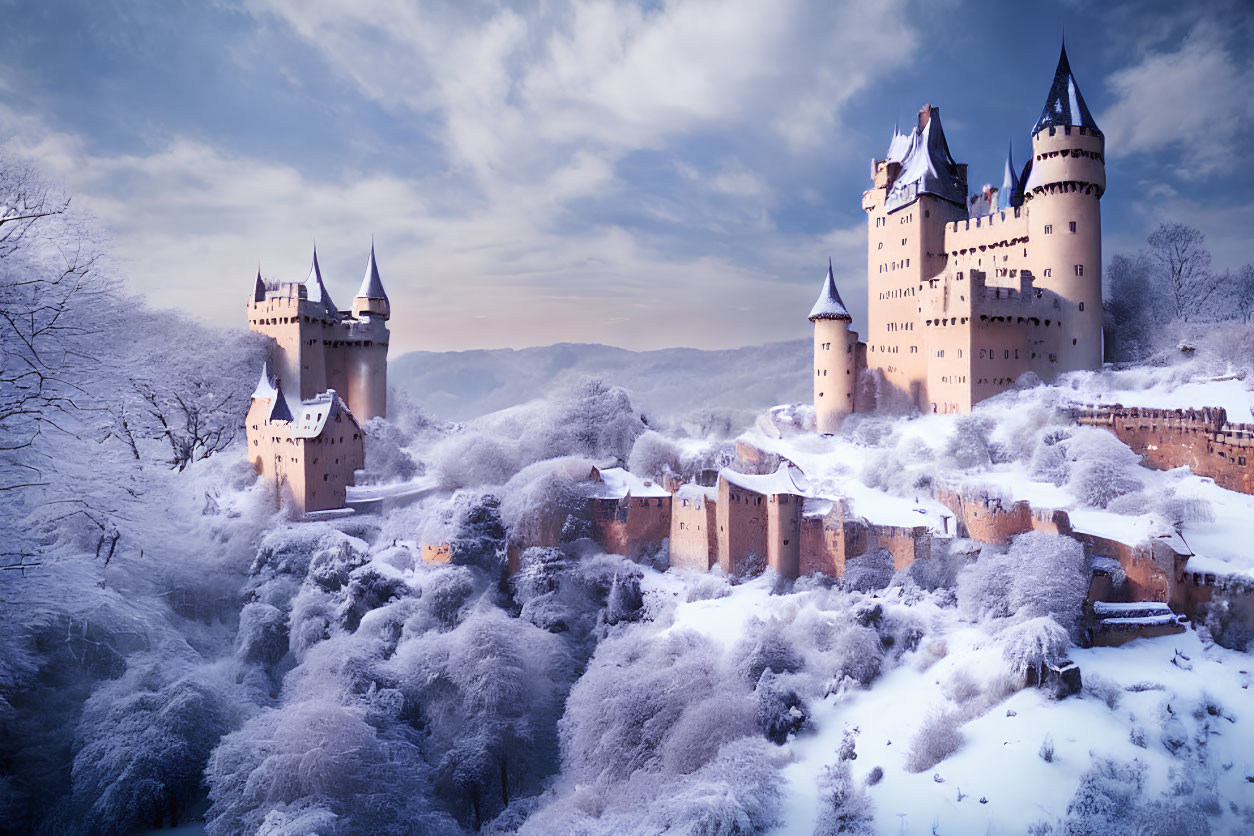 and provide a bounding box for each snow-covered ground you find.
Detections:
[644,572,1254,834]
